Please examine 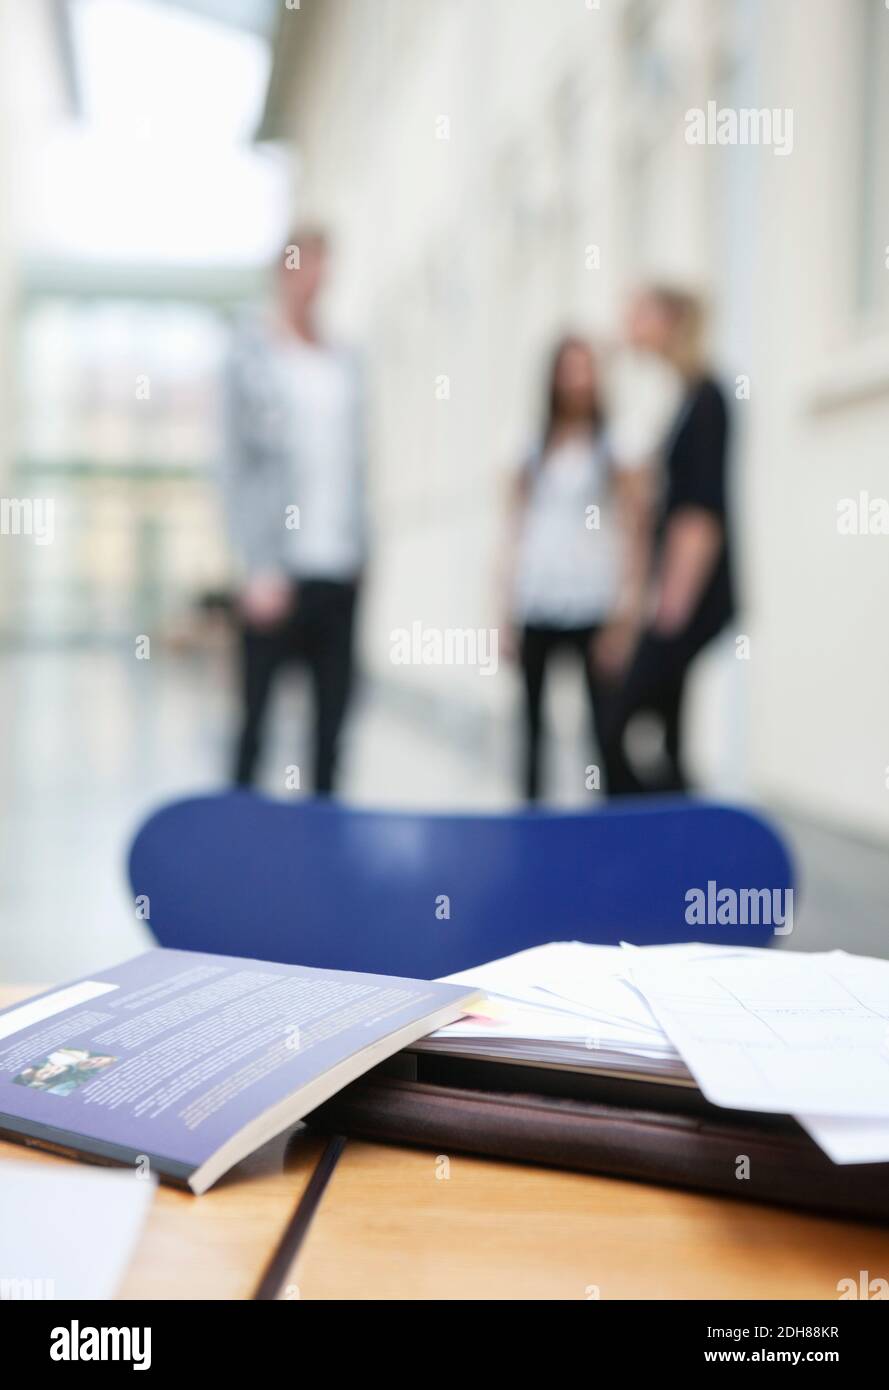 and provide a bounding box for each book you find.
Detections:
[0,947,479,1193]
